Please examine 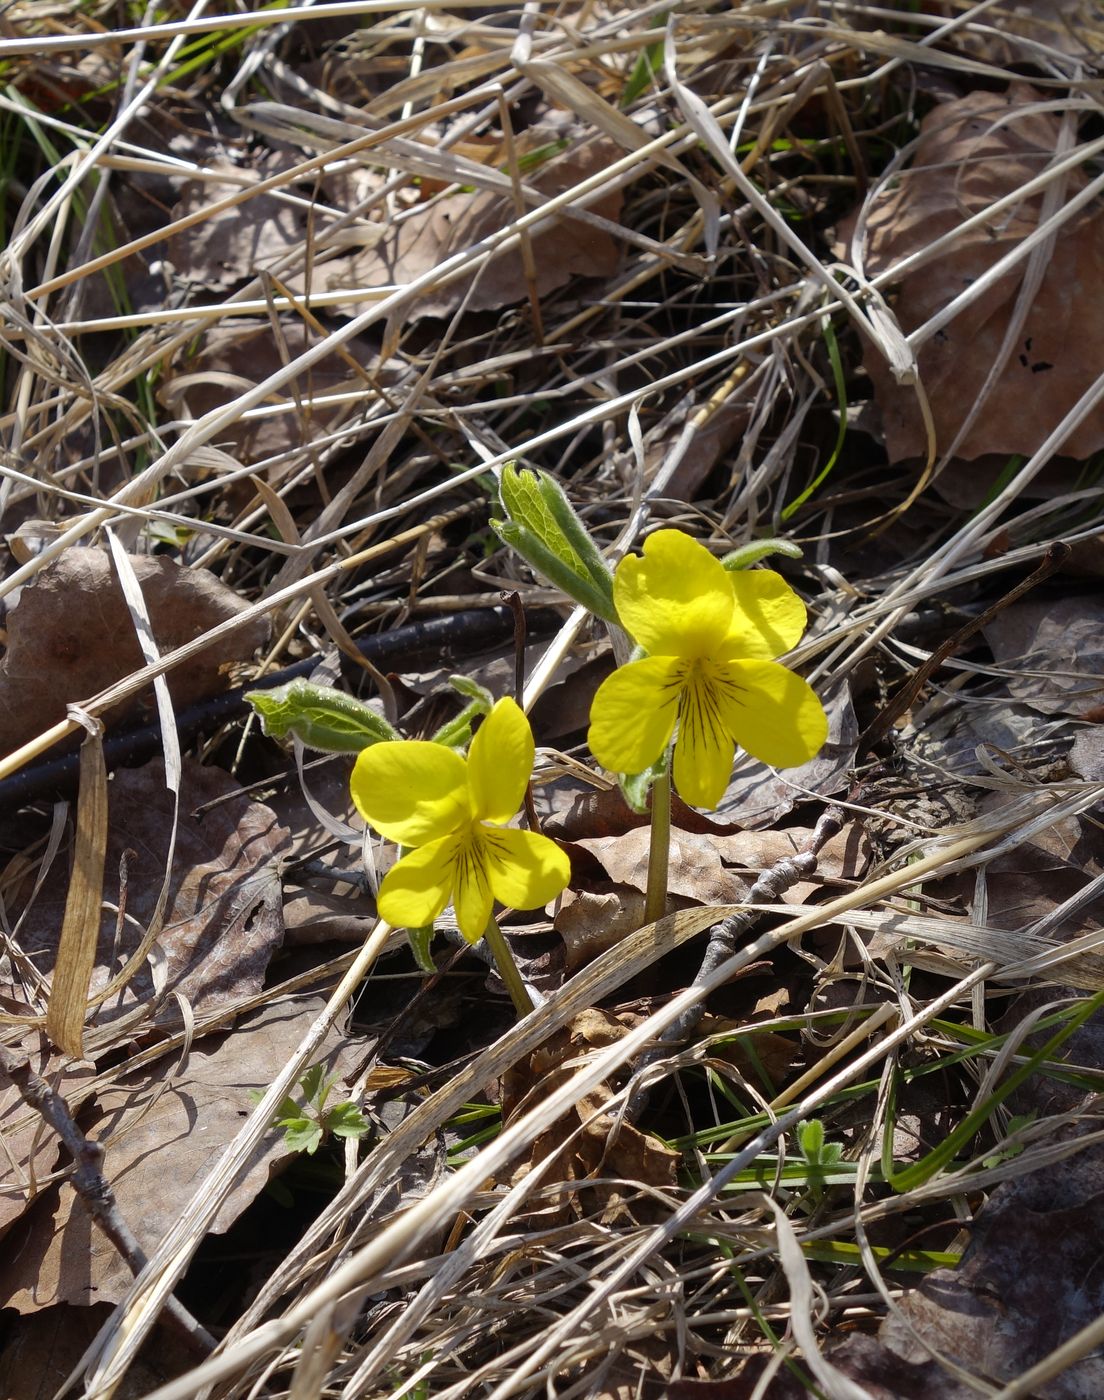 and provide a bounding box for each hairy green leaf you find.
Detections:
[245,679,400,753]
